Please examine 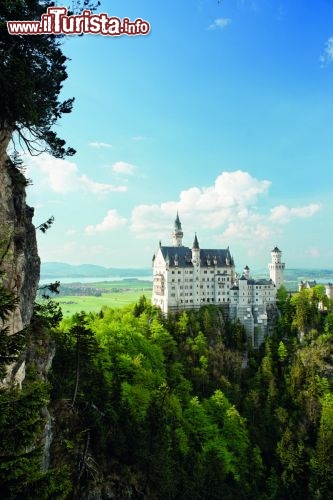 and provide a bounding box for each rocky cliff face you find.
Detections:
[0,129,40,386]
